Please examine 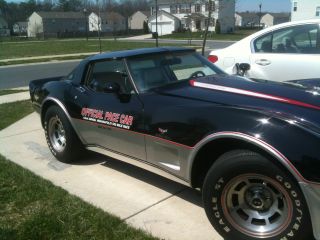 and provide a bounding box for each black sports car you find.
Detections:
[30,47,320,240]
